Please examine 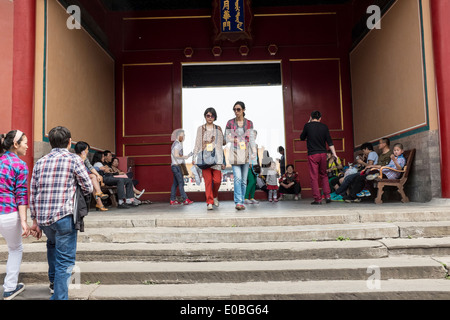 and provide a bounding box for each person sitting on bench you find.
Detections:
[348,143,406,202]
[92,151,137,209]
[74,142,109,212]
[110,157,145,199]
